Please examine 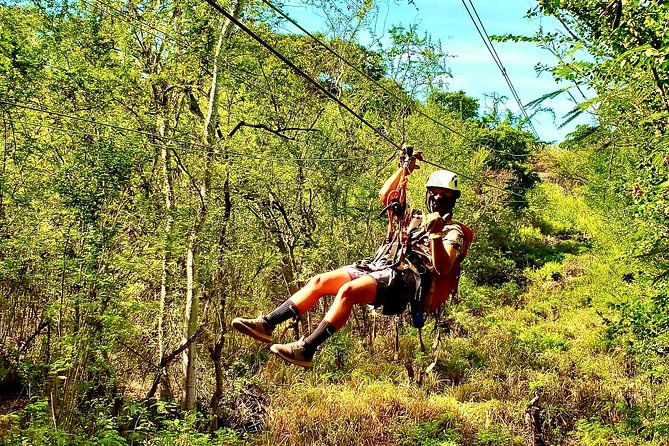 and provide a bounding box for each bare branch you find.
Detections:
[145,327,205,400]
[169,146,205,208]
[227,120,319,139]
[19,321,48,353]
